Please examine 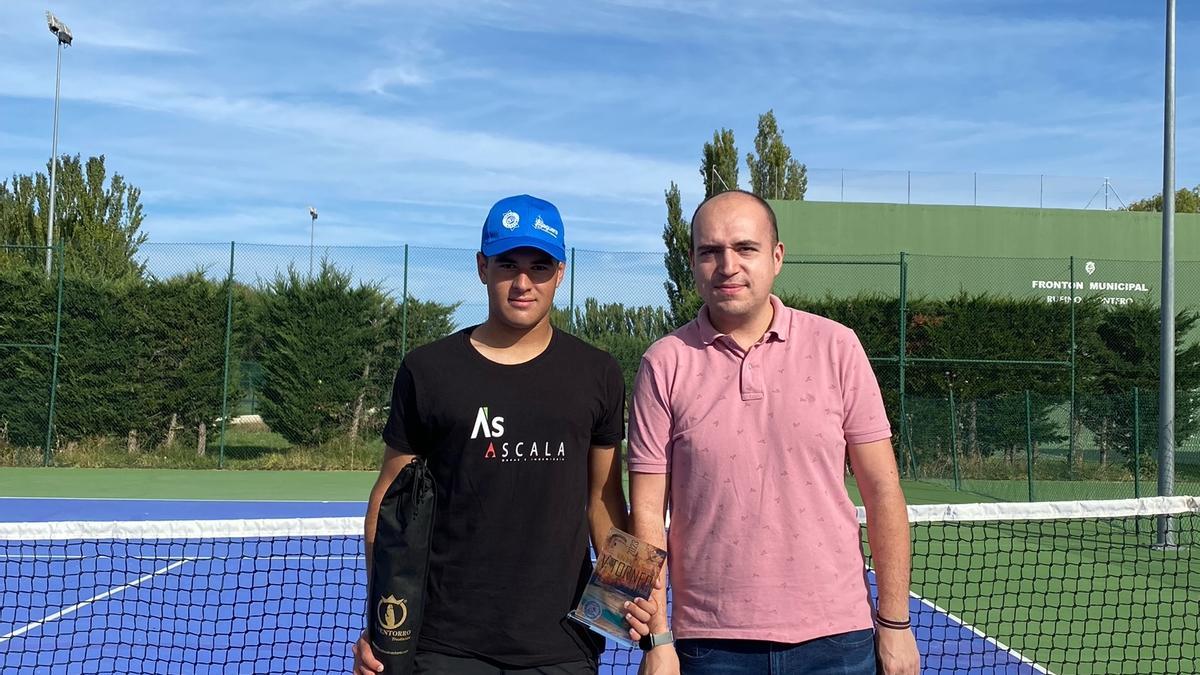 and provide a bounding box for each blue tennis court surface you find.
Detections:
[0,499,1047,674]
